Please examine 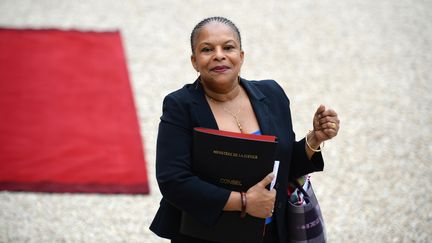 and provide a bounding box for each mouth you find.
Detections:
[210,65,230,73]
